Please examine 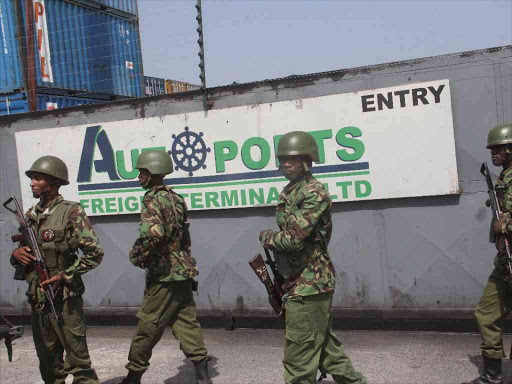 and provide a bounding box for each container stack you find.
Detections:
[144,76,200,97]
[0,0,143,115]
